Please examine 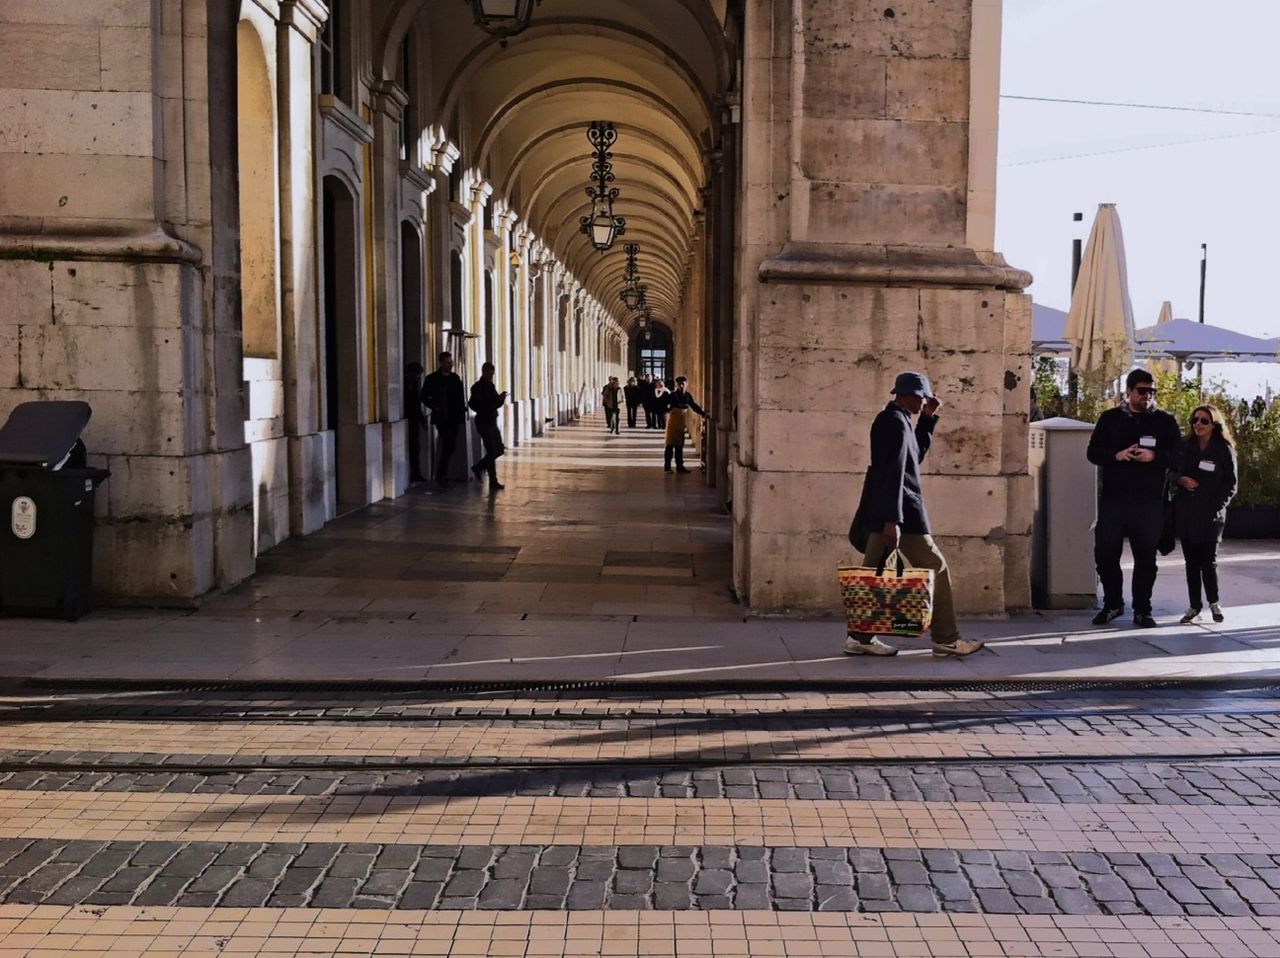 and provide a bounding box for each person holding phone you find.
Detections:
[1085,368,1181,628]
[468,362,508,491]
[1174,405,1237,624]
